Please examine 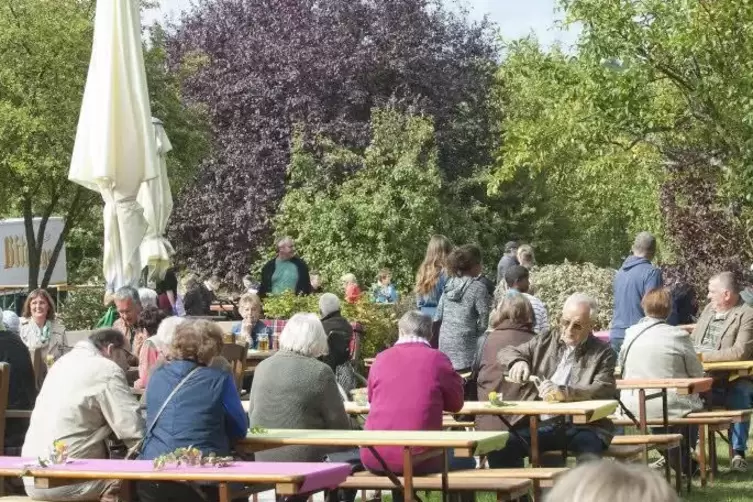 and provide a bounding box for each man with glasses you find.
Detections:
[489,293,617,469]
[22,329,144,502]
